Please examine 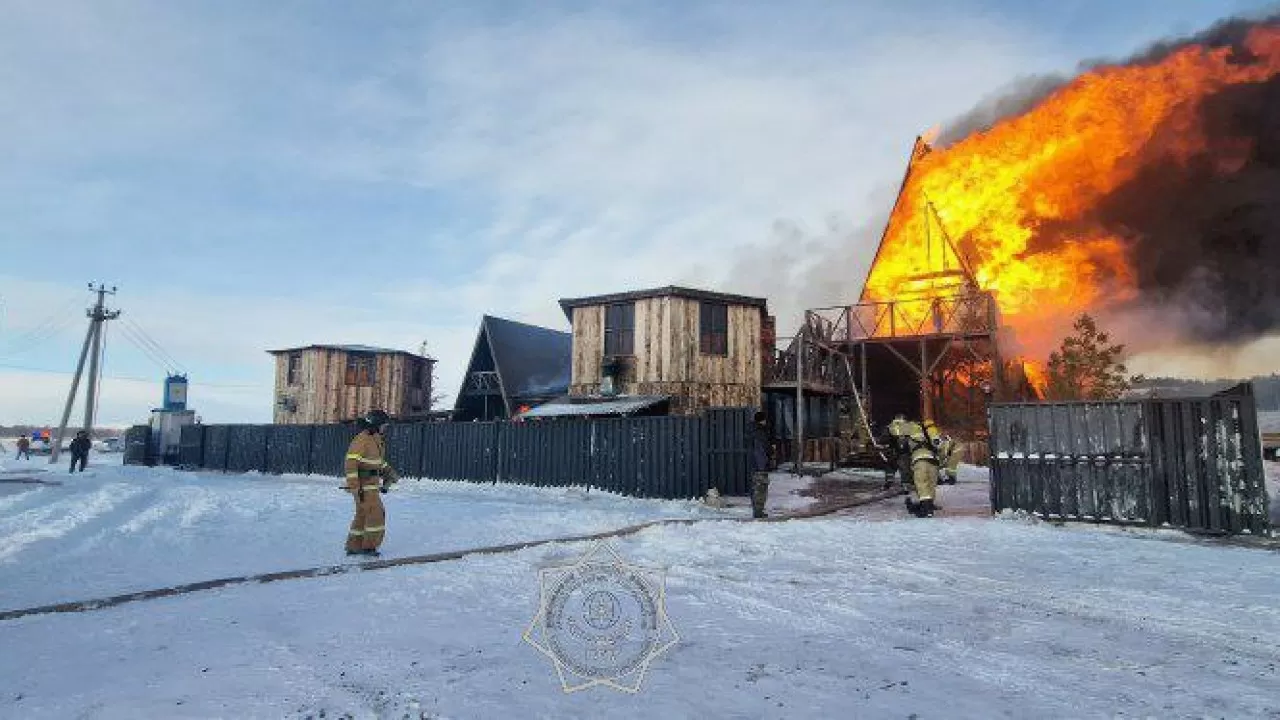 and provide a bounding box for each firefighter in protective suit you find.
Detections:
[344,409,400,556]
[894,418,941,518]
[884,414,913,489]
[936,434,962,485]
